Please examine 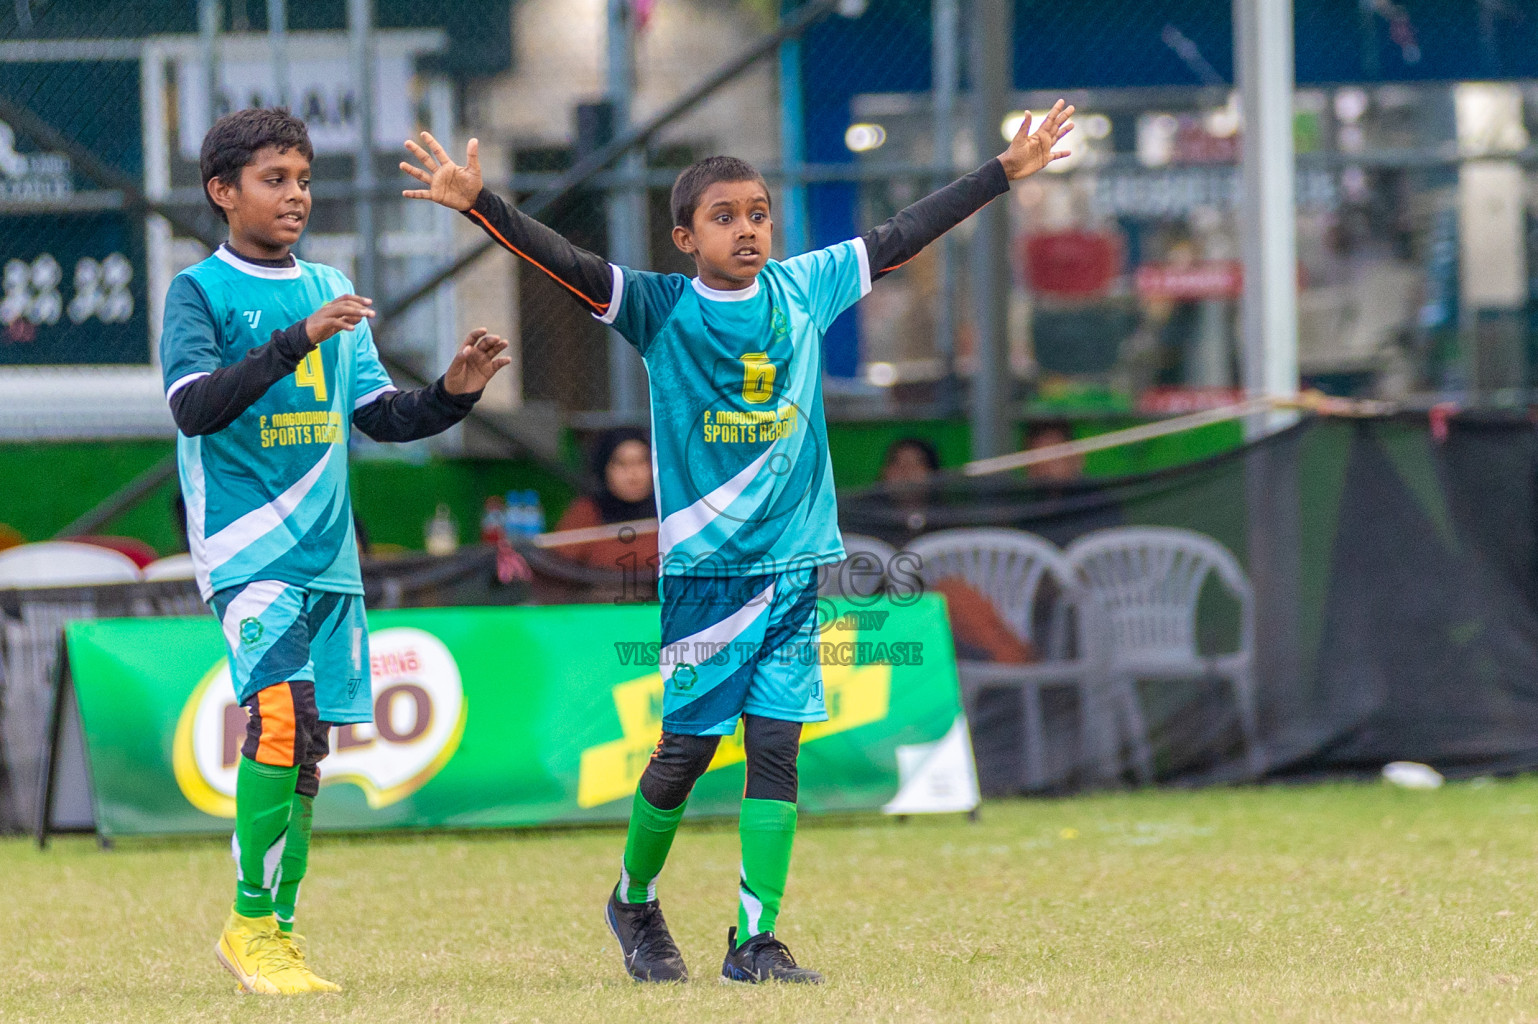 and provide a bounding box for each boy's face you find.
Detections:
[672,179,772,289]
[208,144,311,256]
